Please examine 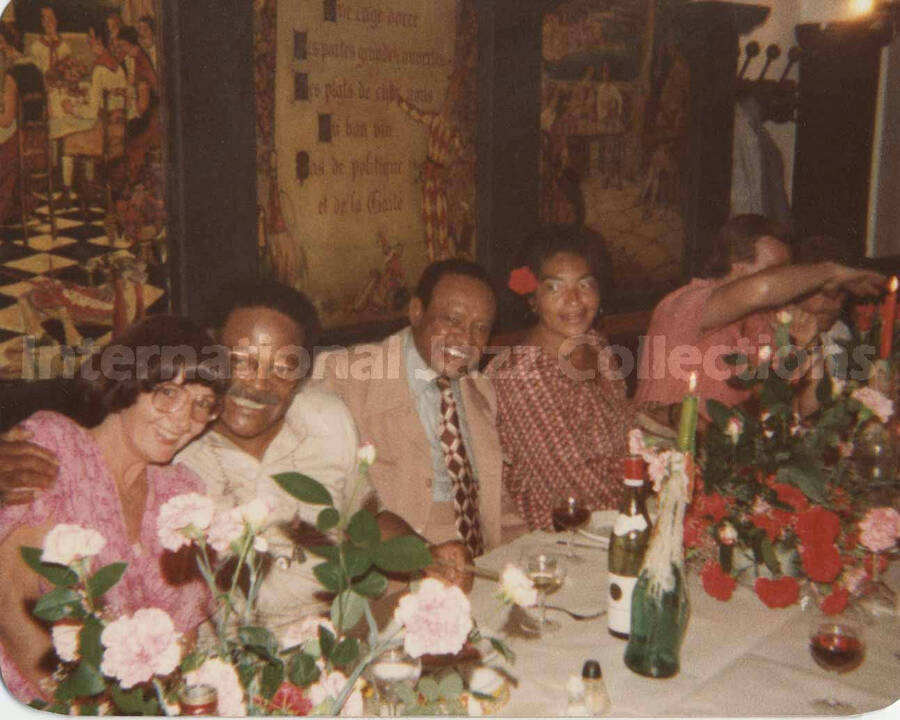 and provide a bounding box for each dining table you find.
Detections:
[467,530,900,716]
